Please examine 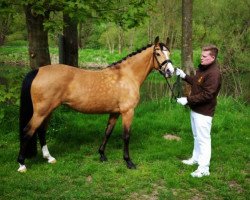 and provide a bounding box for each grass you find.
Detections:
[0,96,249,199]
